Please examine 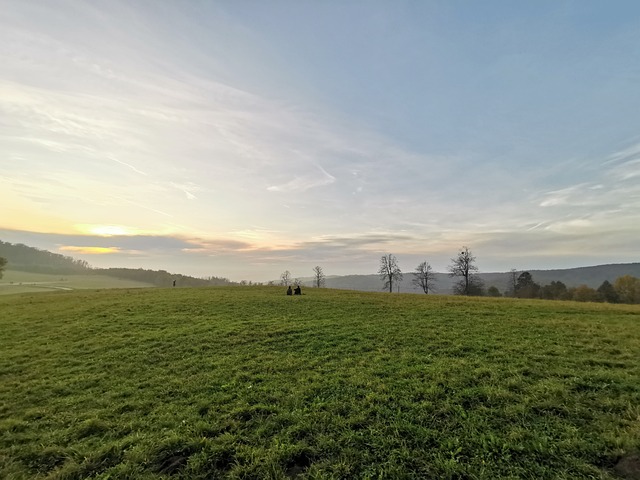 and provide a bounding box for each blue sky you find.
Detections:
[1,0,639,282]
